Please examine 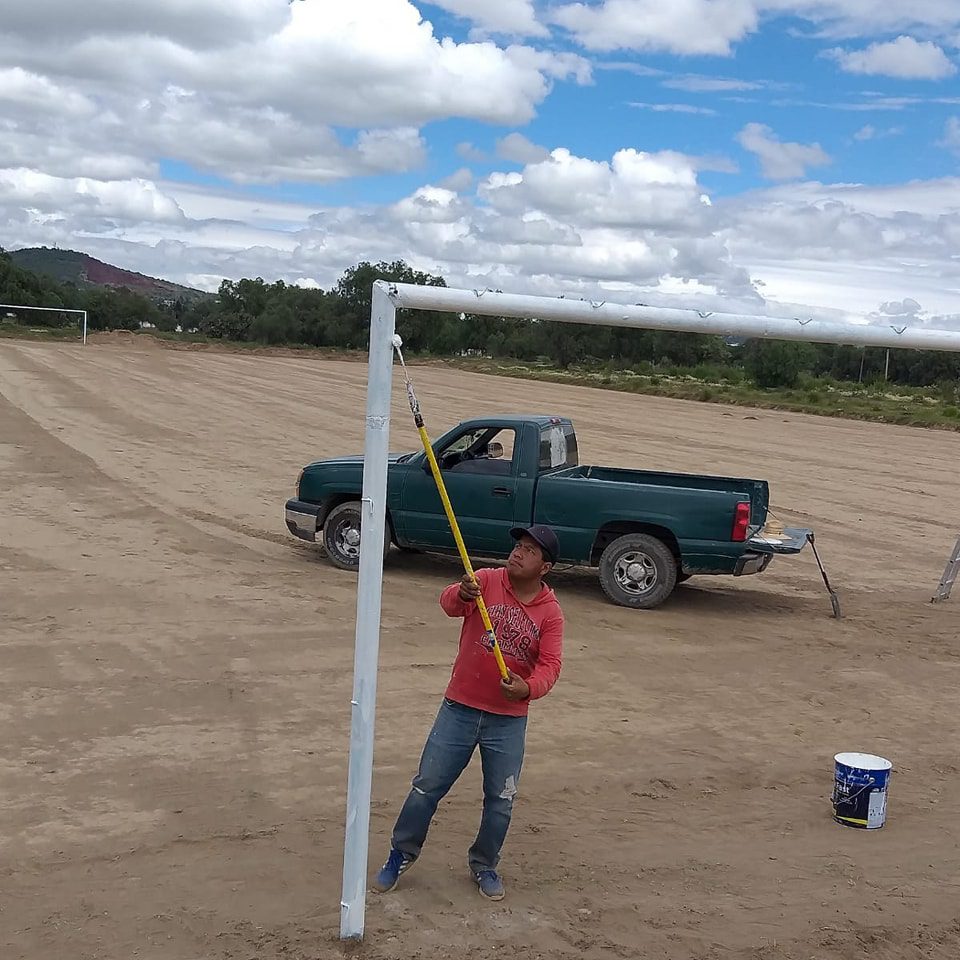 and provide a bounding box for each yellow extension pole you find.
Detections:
[415,423,510,679]
[392,337,509,680]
